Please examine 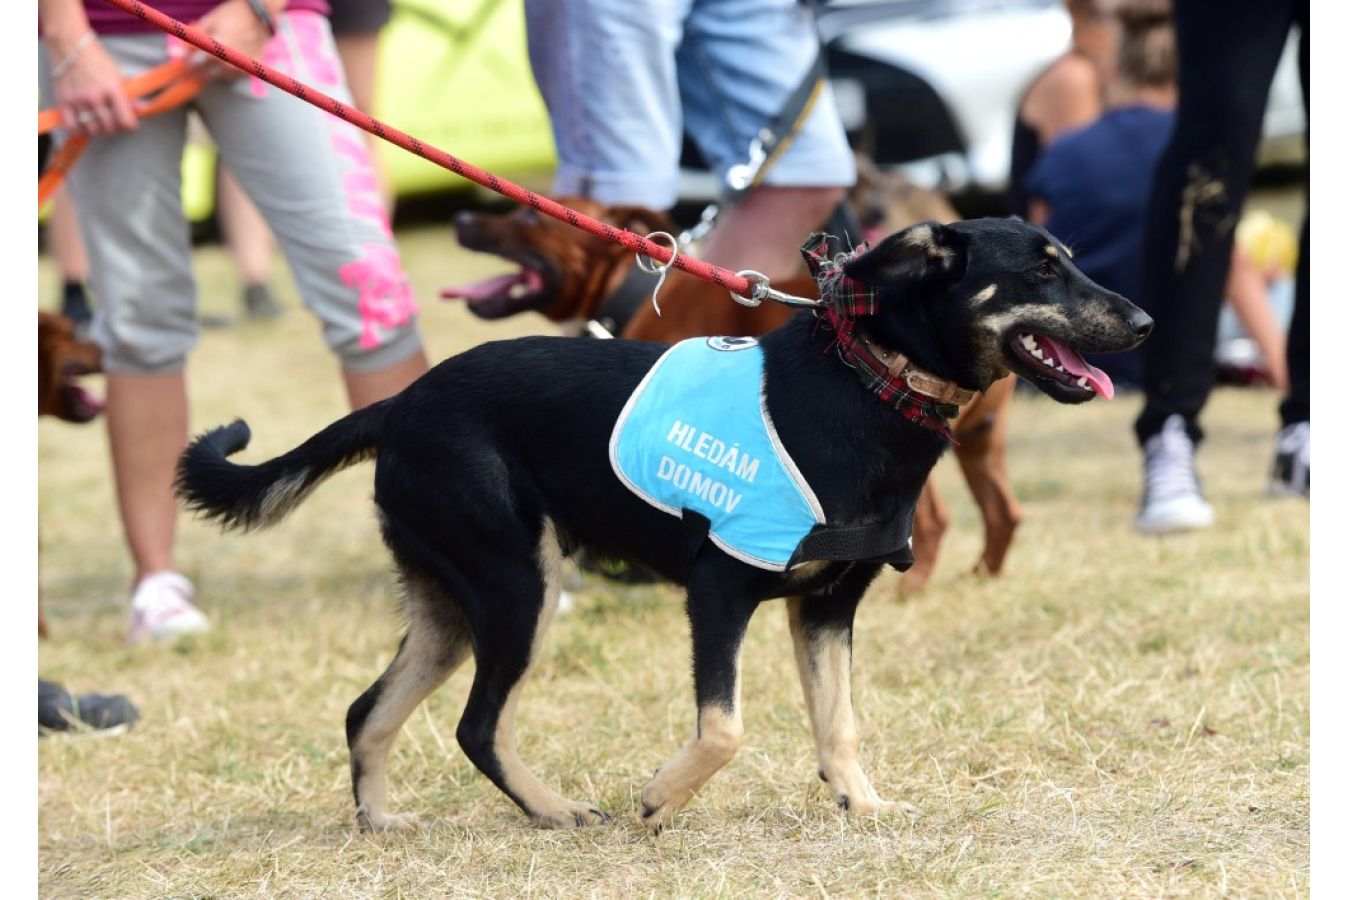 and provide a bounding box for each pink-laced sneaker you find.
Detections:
[127,571,209,645]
